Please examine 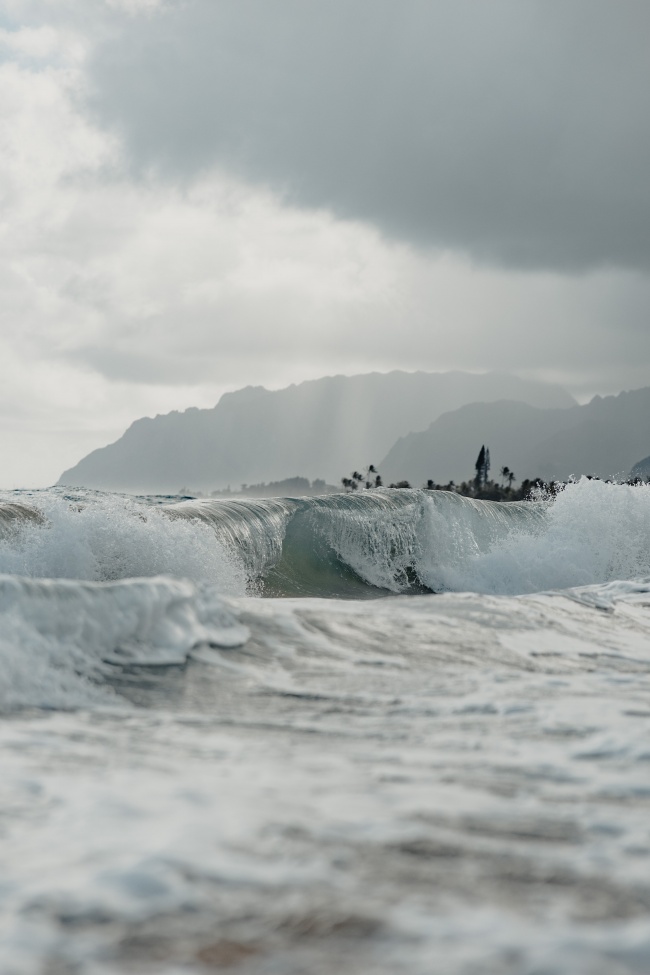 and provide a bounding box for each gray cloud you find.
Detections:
[87,0,650,272]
